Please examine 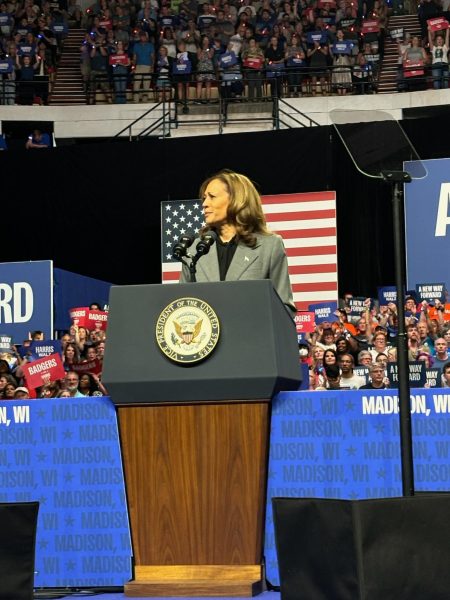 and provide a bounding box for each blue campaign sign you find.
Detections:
[307,31,328,44]
[0,58,13,73]
[0,260,53,343]
[405,158,450,290]
[308,301,338,323]
[377,285,397,305]
[0,396,132,587]
[264,389,450,586]
[29,339,62,360]
[332,41,354,54]
[415,282,446,303]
